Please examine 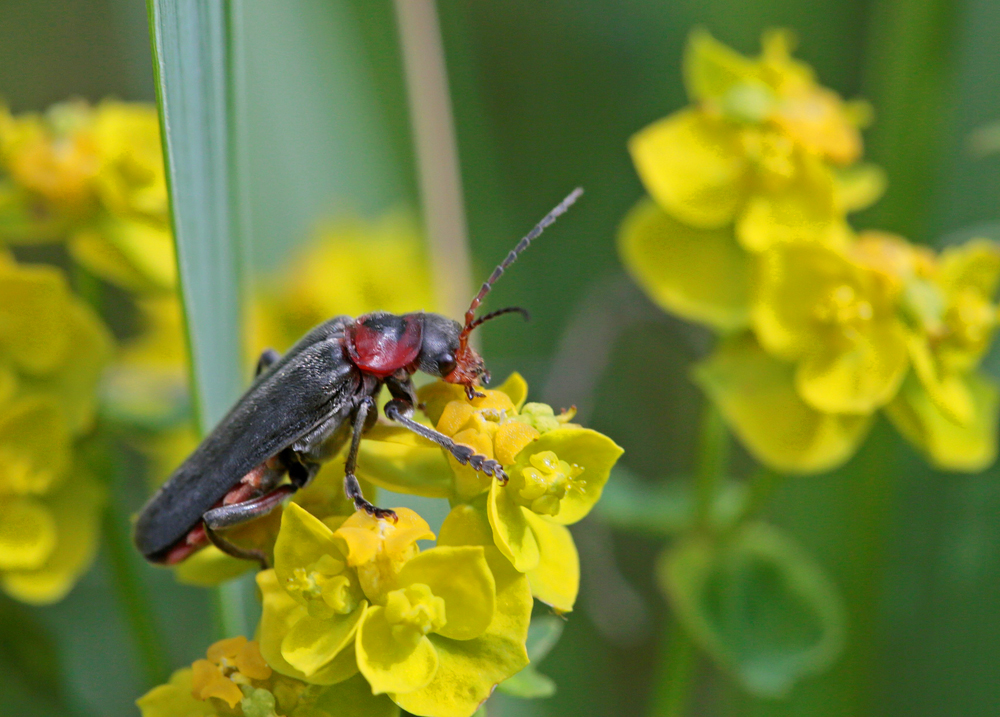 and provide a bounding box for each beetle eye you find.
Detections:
[438,353,456,373]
